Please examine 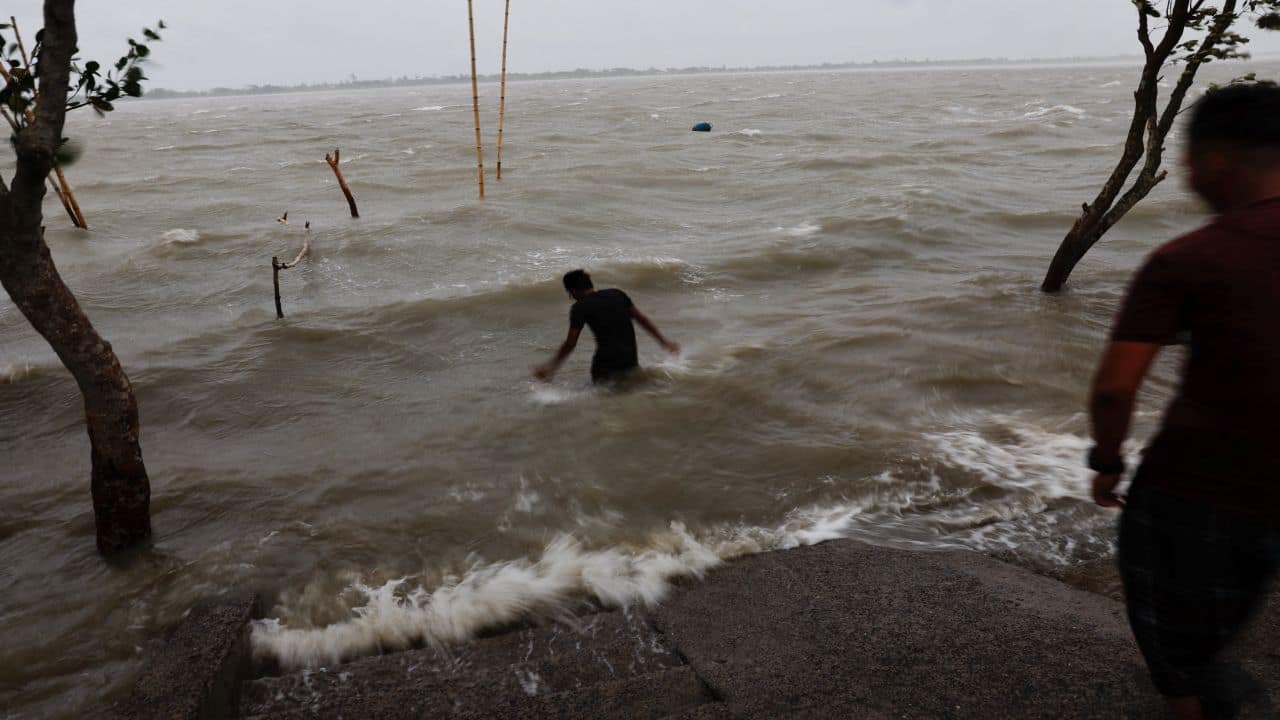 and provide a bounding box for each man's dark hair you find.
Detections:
[1189,83,1280,150]
[563,269,593,292]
